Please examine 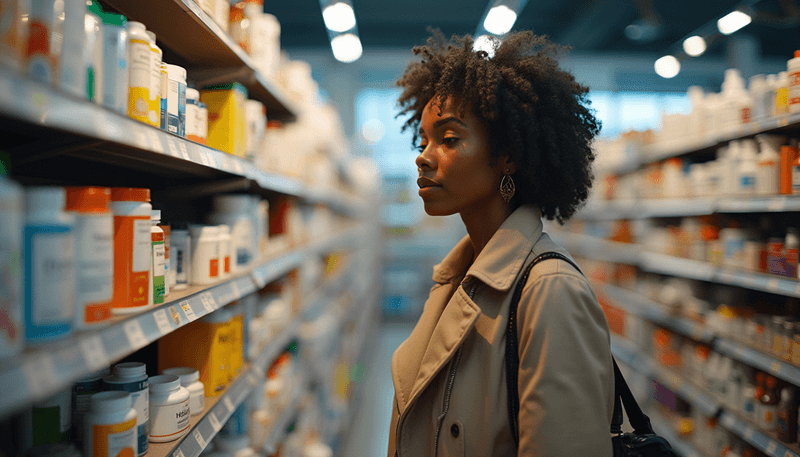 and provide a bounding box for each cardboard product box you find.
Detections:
[200,83,248,157]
